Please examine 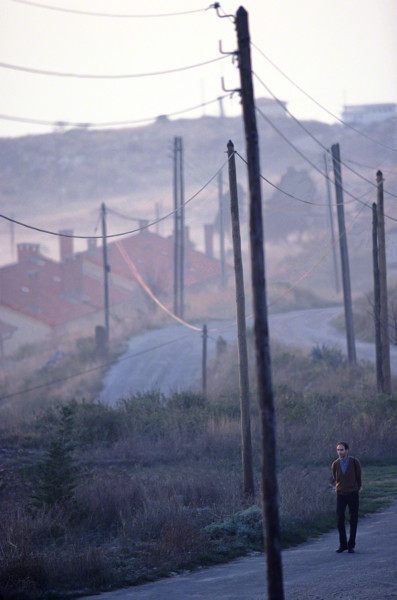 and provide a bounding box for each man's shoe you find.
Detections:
[336,546,348,553]
[348,547,355,553]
